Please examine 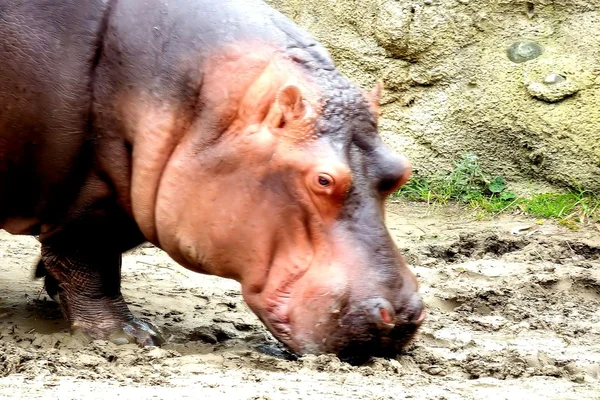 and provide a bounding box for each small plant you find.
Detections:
[395,153,518,209]
[393,153,599,226]
[393,176,432,202]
